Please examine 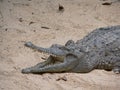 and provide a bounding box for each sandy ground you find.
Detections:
[0,0,120,90]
